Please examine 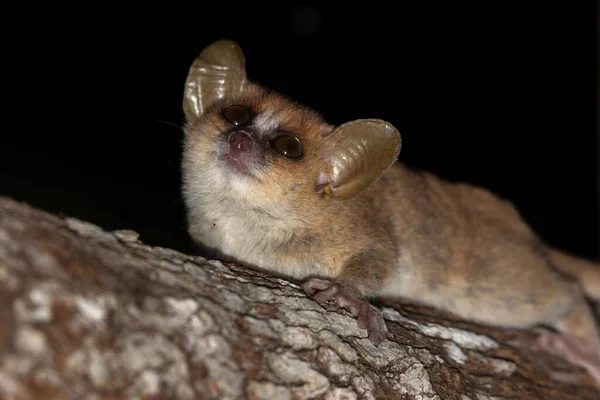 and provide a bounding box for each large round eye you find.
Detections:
[272,134,303,159]
[223,105,251,126]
